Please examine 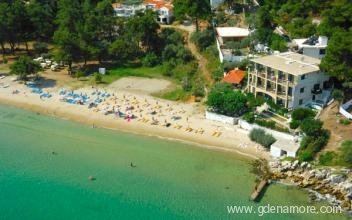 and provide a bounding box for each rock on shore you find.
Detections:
[269,160,352,211]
